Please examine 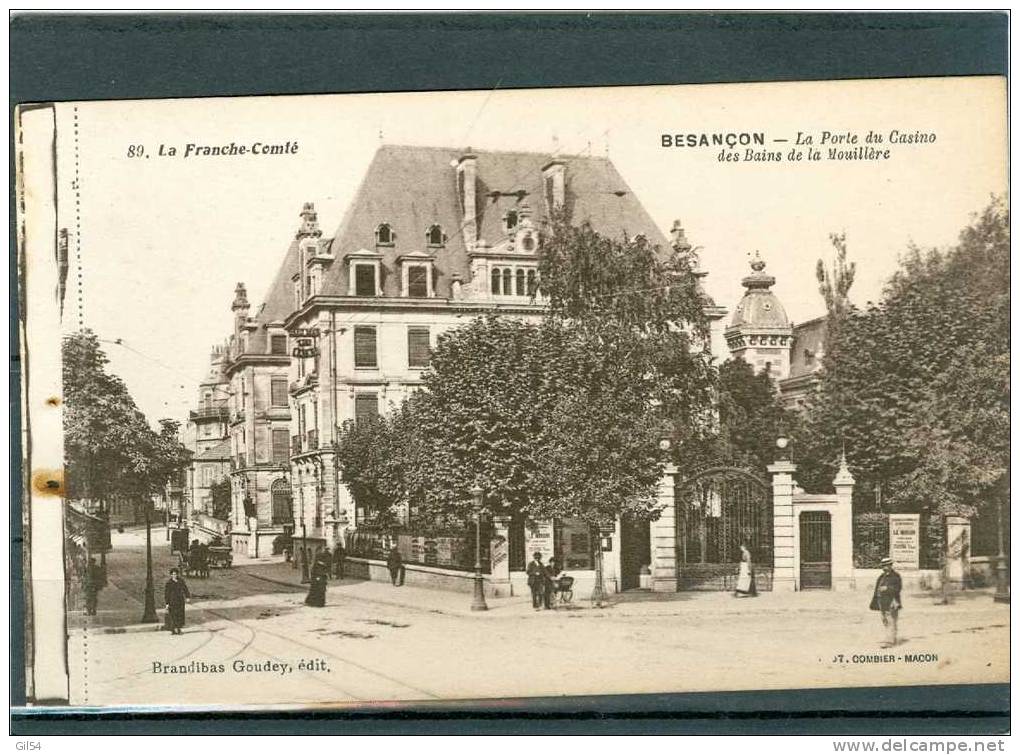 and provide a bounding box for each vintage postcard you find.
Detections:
[16,76,1009,710]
